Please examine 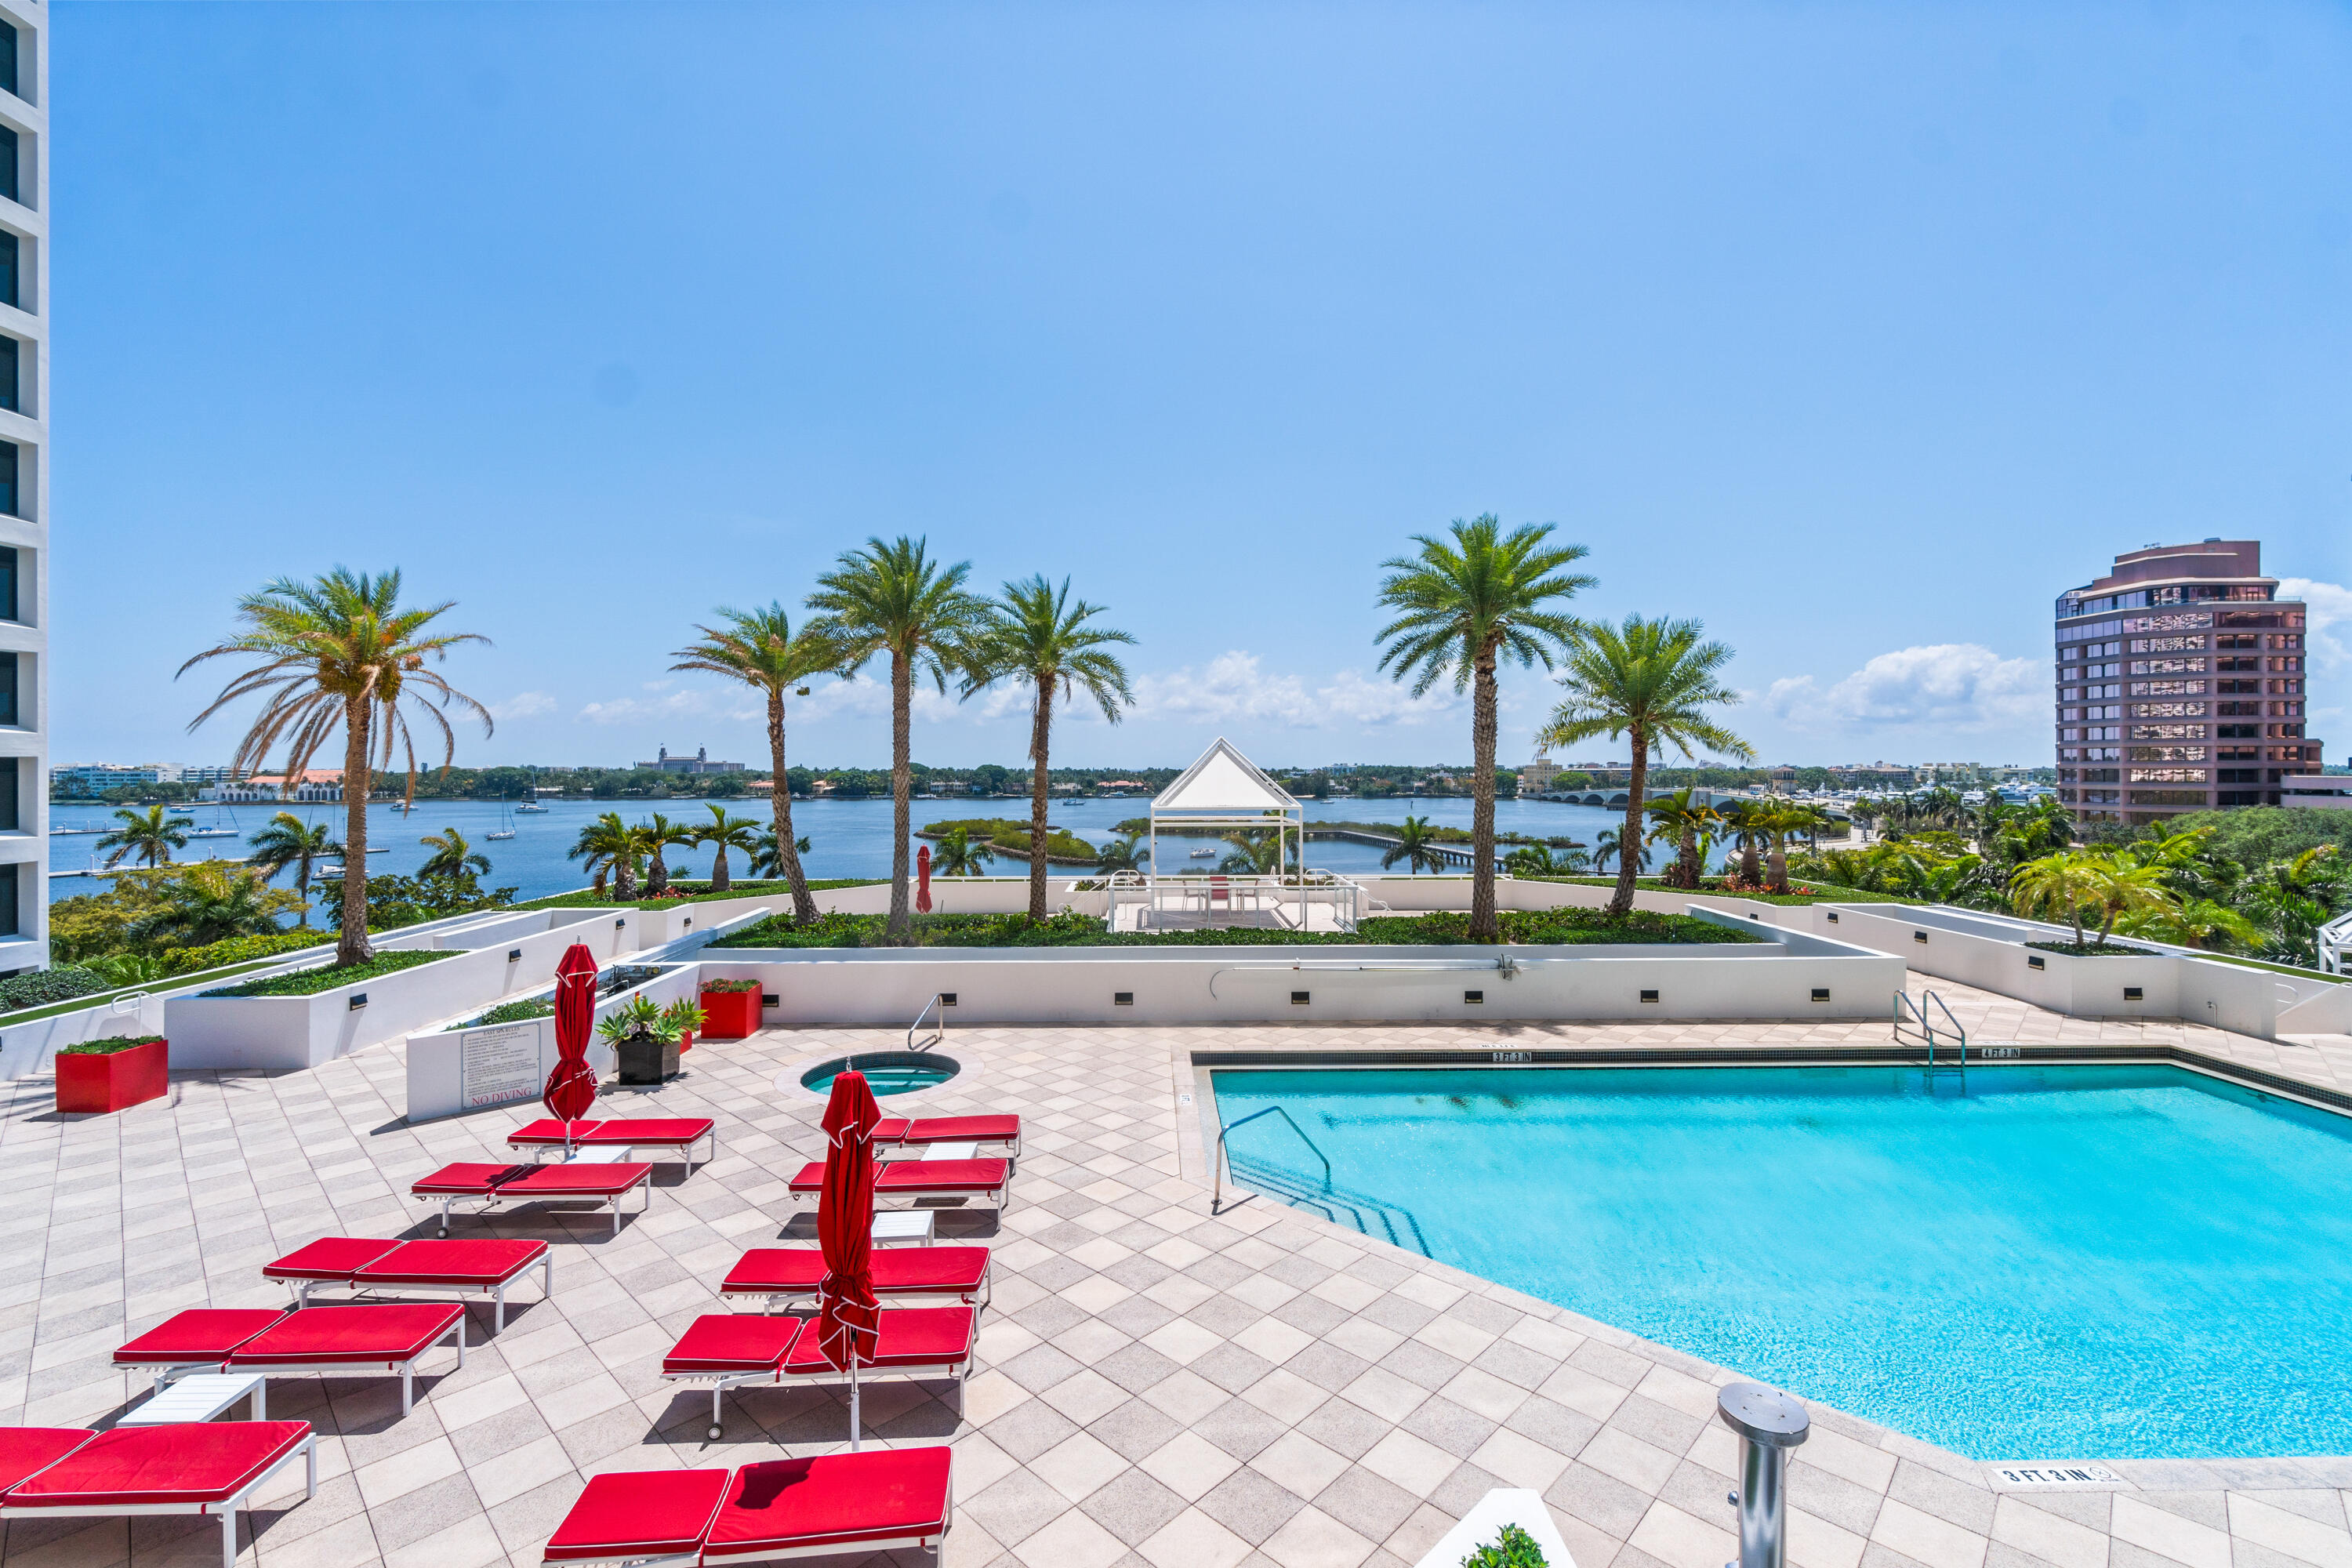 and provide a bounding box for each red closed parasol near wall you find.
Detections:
[916,843,933,914]
[541,943,601,1155]
[815,1068,883,1447]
